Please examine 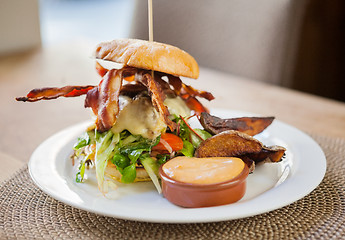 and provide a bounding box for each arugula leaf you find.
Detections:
[73,132,90,150]
[178,120,191,141]
[152,135,161,147]
[156,154,168,165]
[120,141,149,154]
[120,135,159,155]
[172,116,214,156]
[180,140,195,157]
[119,129,131,139]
